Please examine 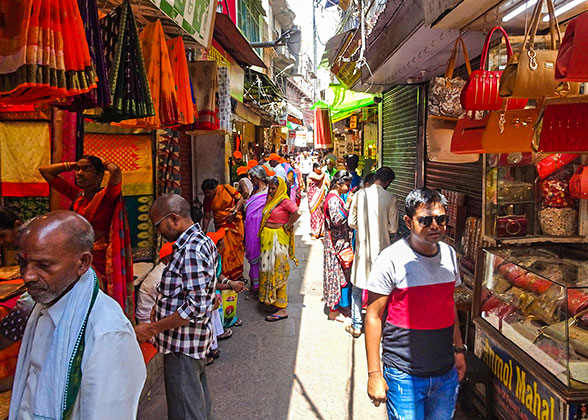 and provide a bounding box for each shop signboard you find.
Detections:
[349,115,357,129]
[475,326,565,420]
[149,0,216,47]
